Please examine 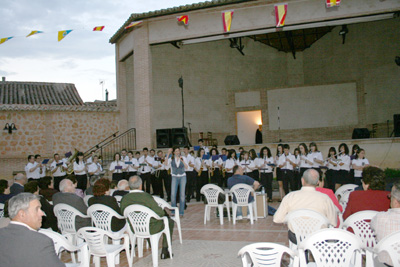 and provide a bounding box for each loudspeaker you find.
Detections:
[224,135,240,145]
[171,127,189,147]
[352,128,370,139]
[394,114,400,137]
[156,129,171,148]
